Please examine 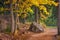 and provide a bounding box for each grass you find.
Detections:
[47,26,57,28]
